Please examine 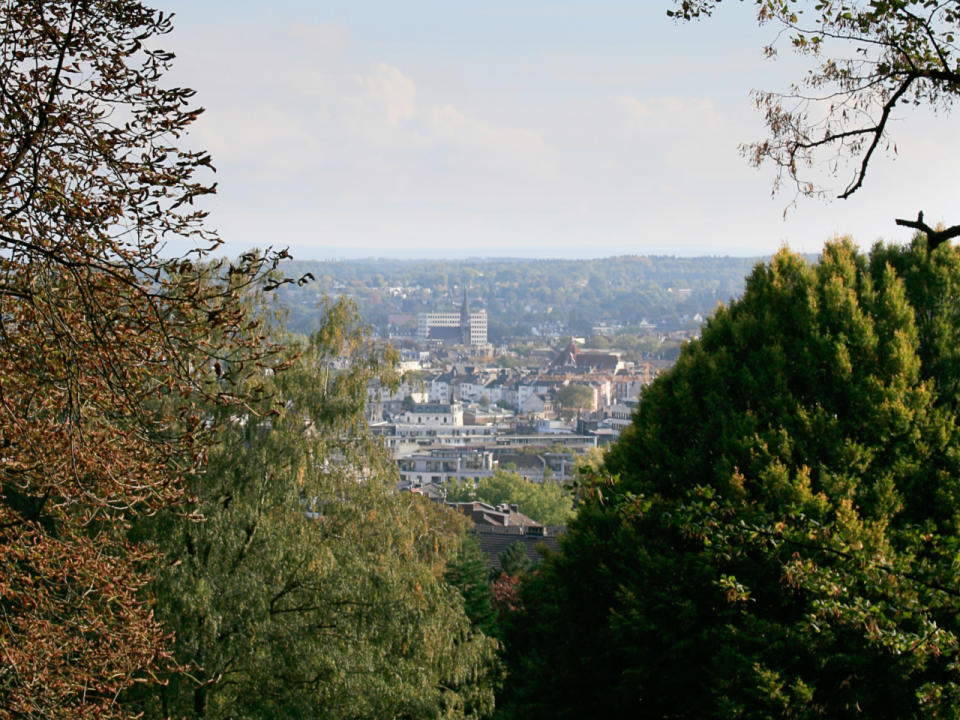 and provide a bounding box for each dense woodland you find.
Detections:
[6,1,960,719]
